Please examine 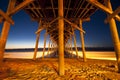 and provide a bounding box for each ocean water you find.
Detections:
[4,51,116,60]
